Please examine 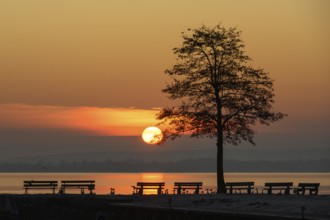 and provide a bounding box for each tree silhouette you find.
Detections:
[157,24,287,193]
